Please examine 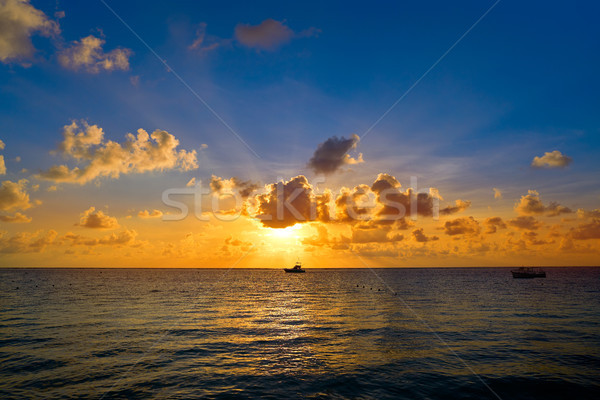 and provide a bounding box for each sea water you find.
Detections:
[1,267,599,399]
